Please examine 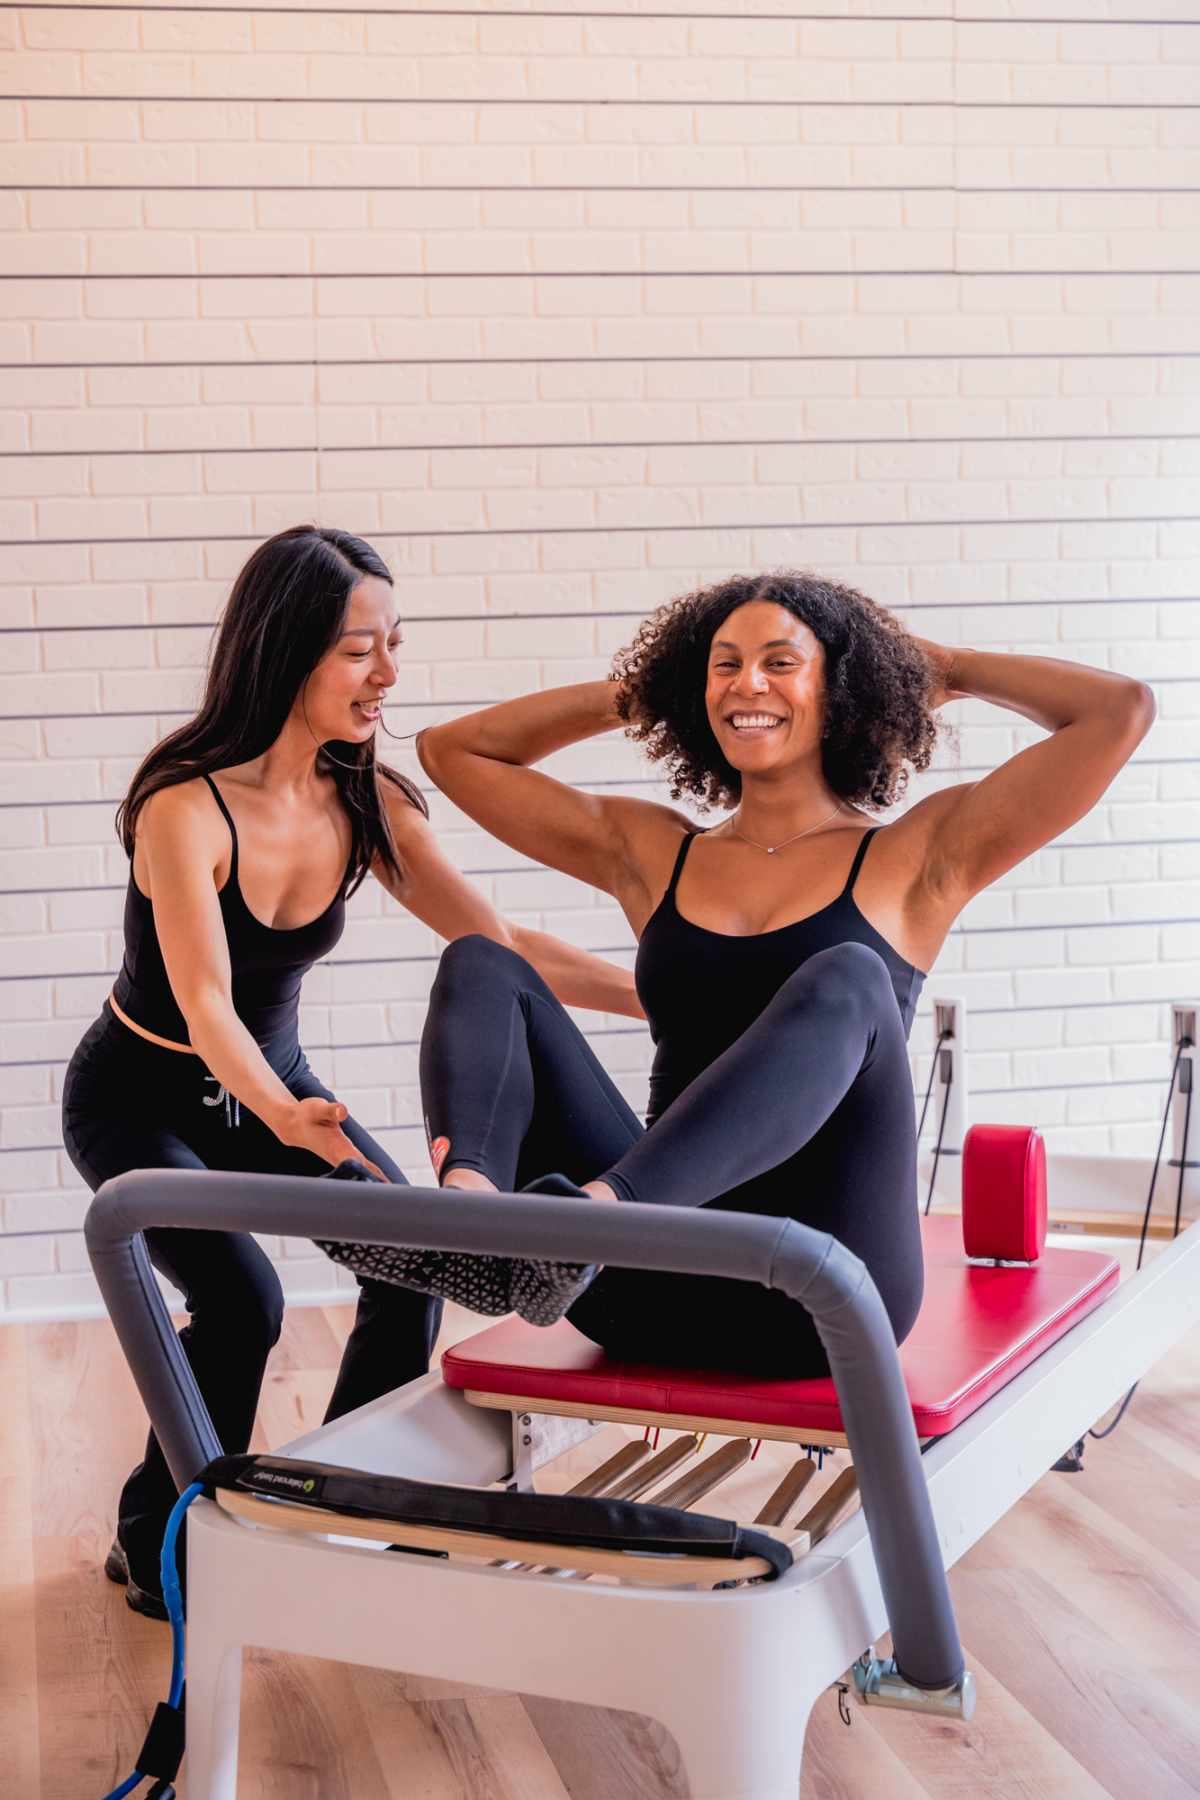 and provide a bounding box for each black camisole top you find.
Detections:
[635,826,925,1127]
[111,774,350,1067]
